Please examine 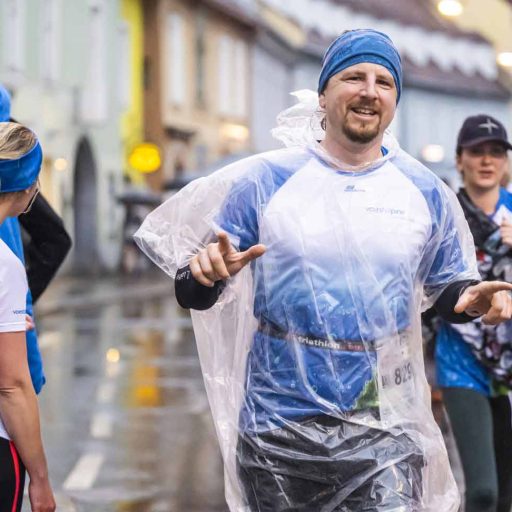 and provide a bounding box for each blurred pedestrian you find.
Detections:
[436,114,512,512]
[137,30,512,512]
[19,193,72,303]
[0,85,71,396]
[0,122,55,511]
